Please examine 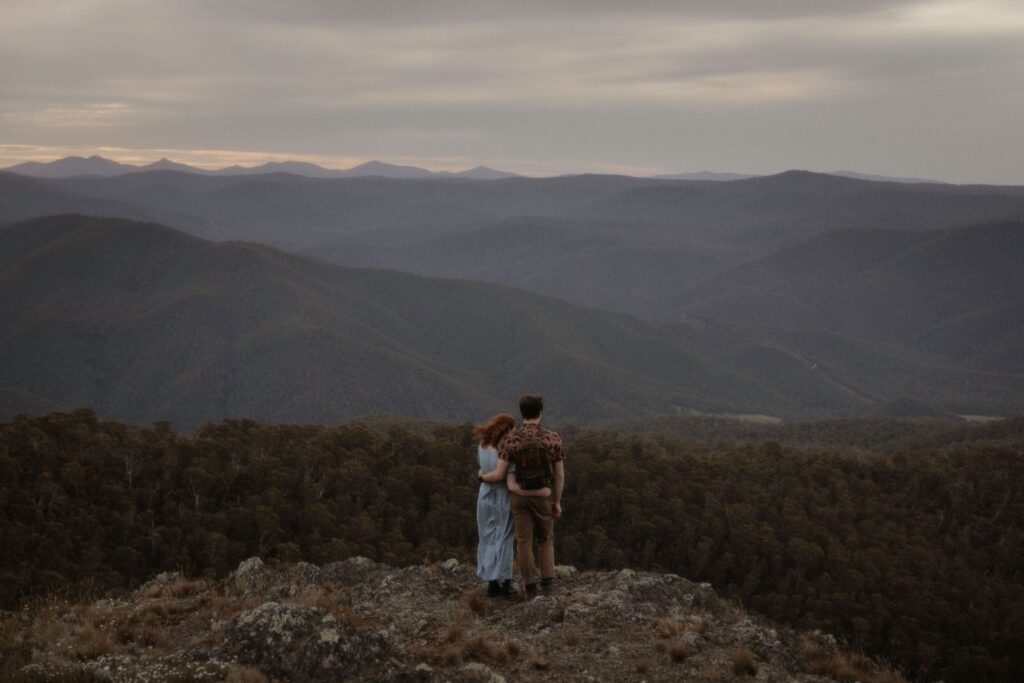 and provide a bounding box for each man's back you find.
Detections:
[498,423,565,466]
